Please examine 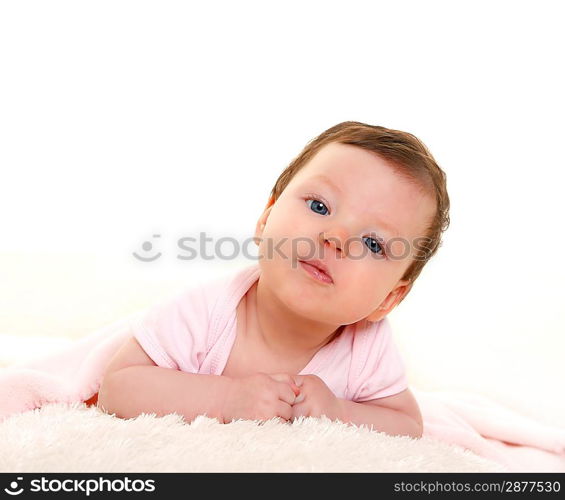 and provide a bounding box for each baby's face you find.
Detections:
[255,142,436,325]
